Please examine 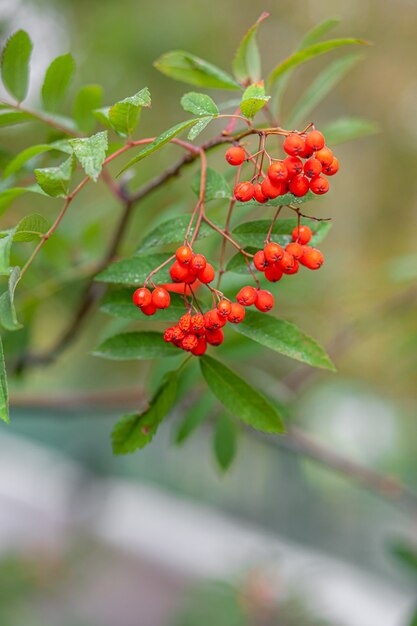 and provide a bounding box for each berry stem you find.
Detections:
[265,205,284,244]
[202,215,253,257]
